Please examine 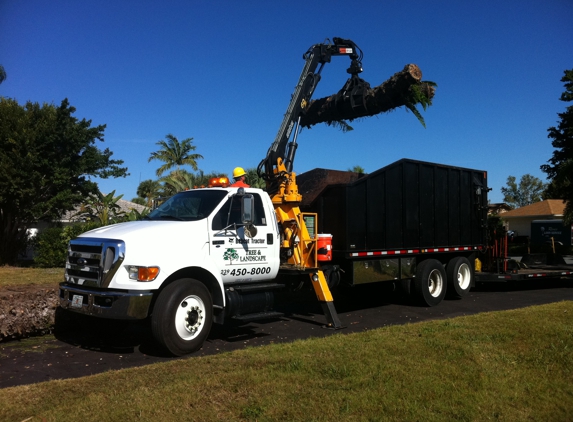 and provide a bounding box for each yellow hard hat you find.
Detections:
[233,167,246,178]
